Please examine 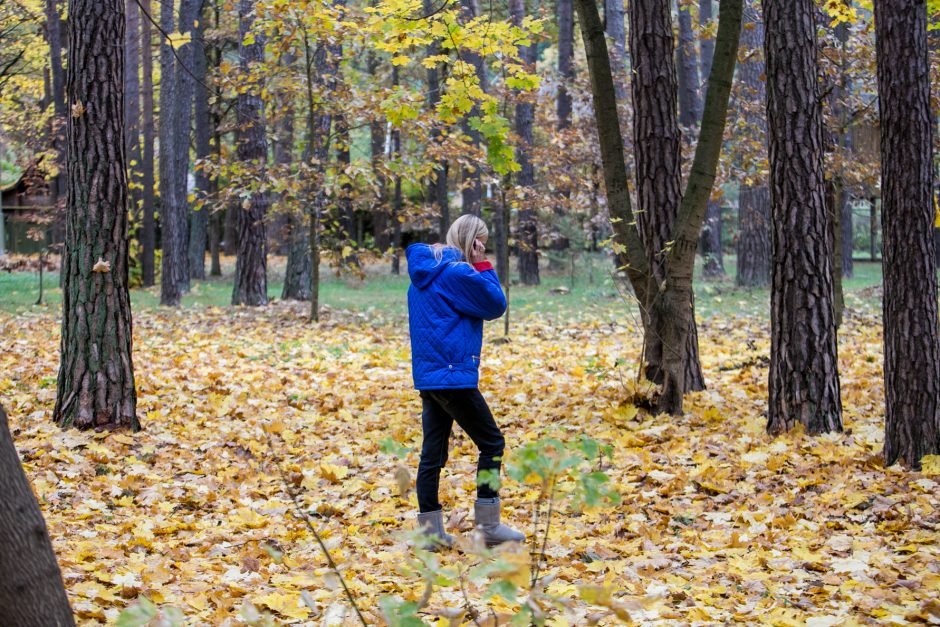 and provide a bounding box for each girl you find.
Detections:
[406,214,524,549]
